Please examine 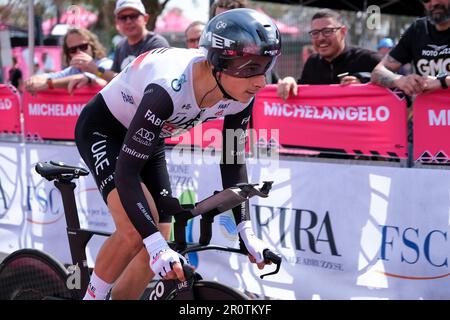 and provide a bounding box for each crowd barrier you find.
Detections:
[0,85,21,134]
[1,142,449,299]
[413,89,449,164]
[1,84,449,163]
